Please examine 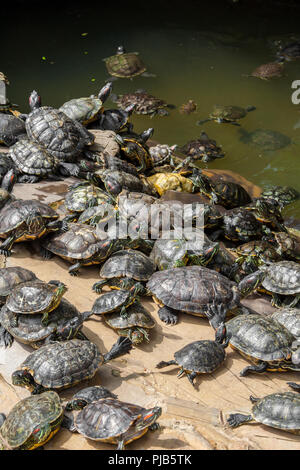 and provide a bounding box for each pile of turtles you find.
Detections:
[0,45,300,450]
